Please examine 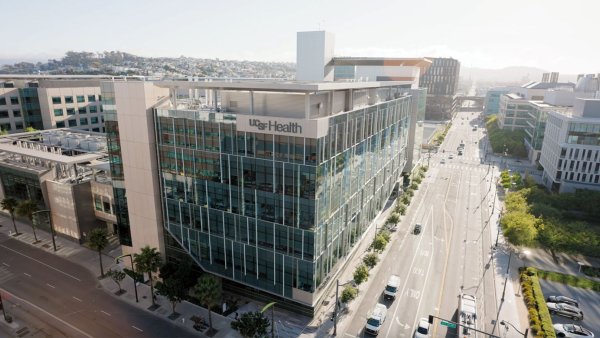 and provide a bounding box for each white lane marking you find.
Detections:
[0,244,81,282]
[23,272,31,277]
[0,288,93,337]
[101,310,111,316]
[132,325,143,332]
[2,262,9,267]
[46,283,56,289]
[385,208,431,338]
[72,296,82,302]
[410,207,436,332]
